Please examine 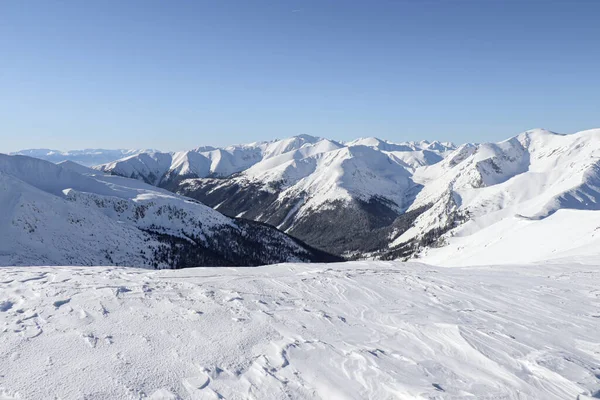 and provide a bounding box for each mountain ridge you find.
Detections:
[0,154,340,267]
[10,148,155,167]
